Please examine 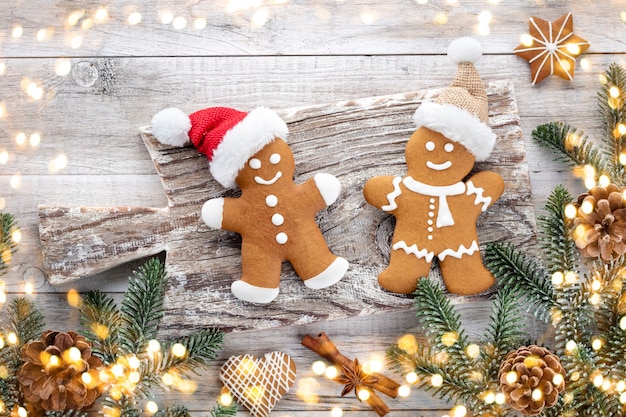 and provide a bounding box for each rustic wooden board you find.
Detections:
[38,79,532,332]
